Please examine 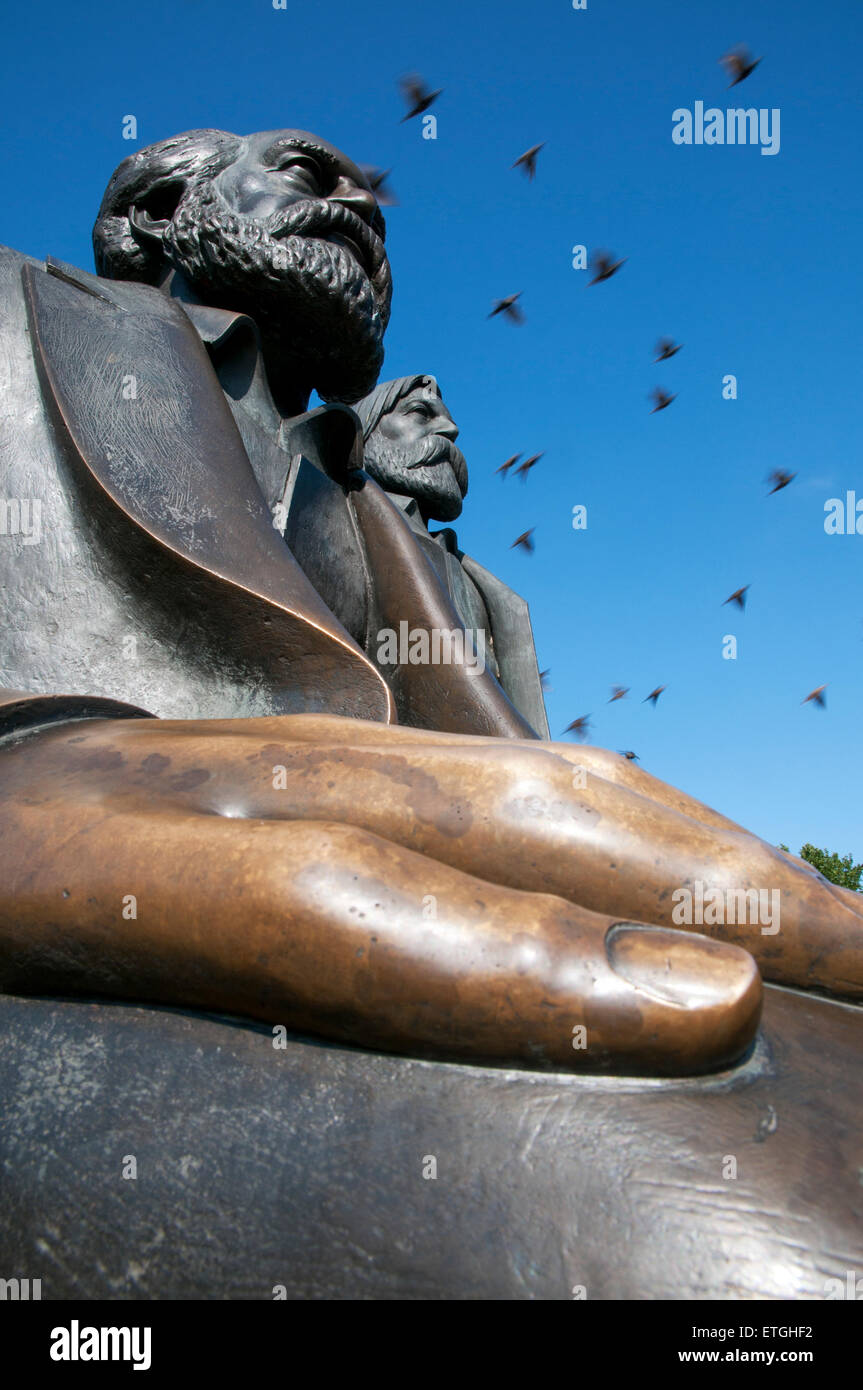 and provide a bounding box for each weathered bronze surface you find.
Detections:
[1,125,862,1067]
[1,985,860,1300]
[0,126,861,1297]
[352,374,550,736]
[3,711,769,1076]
